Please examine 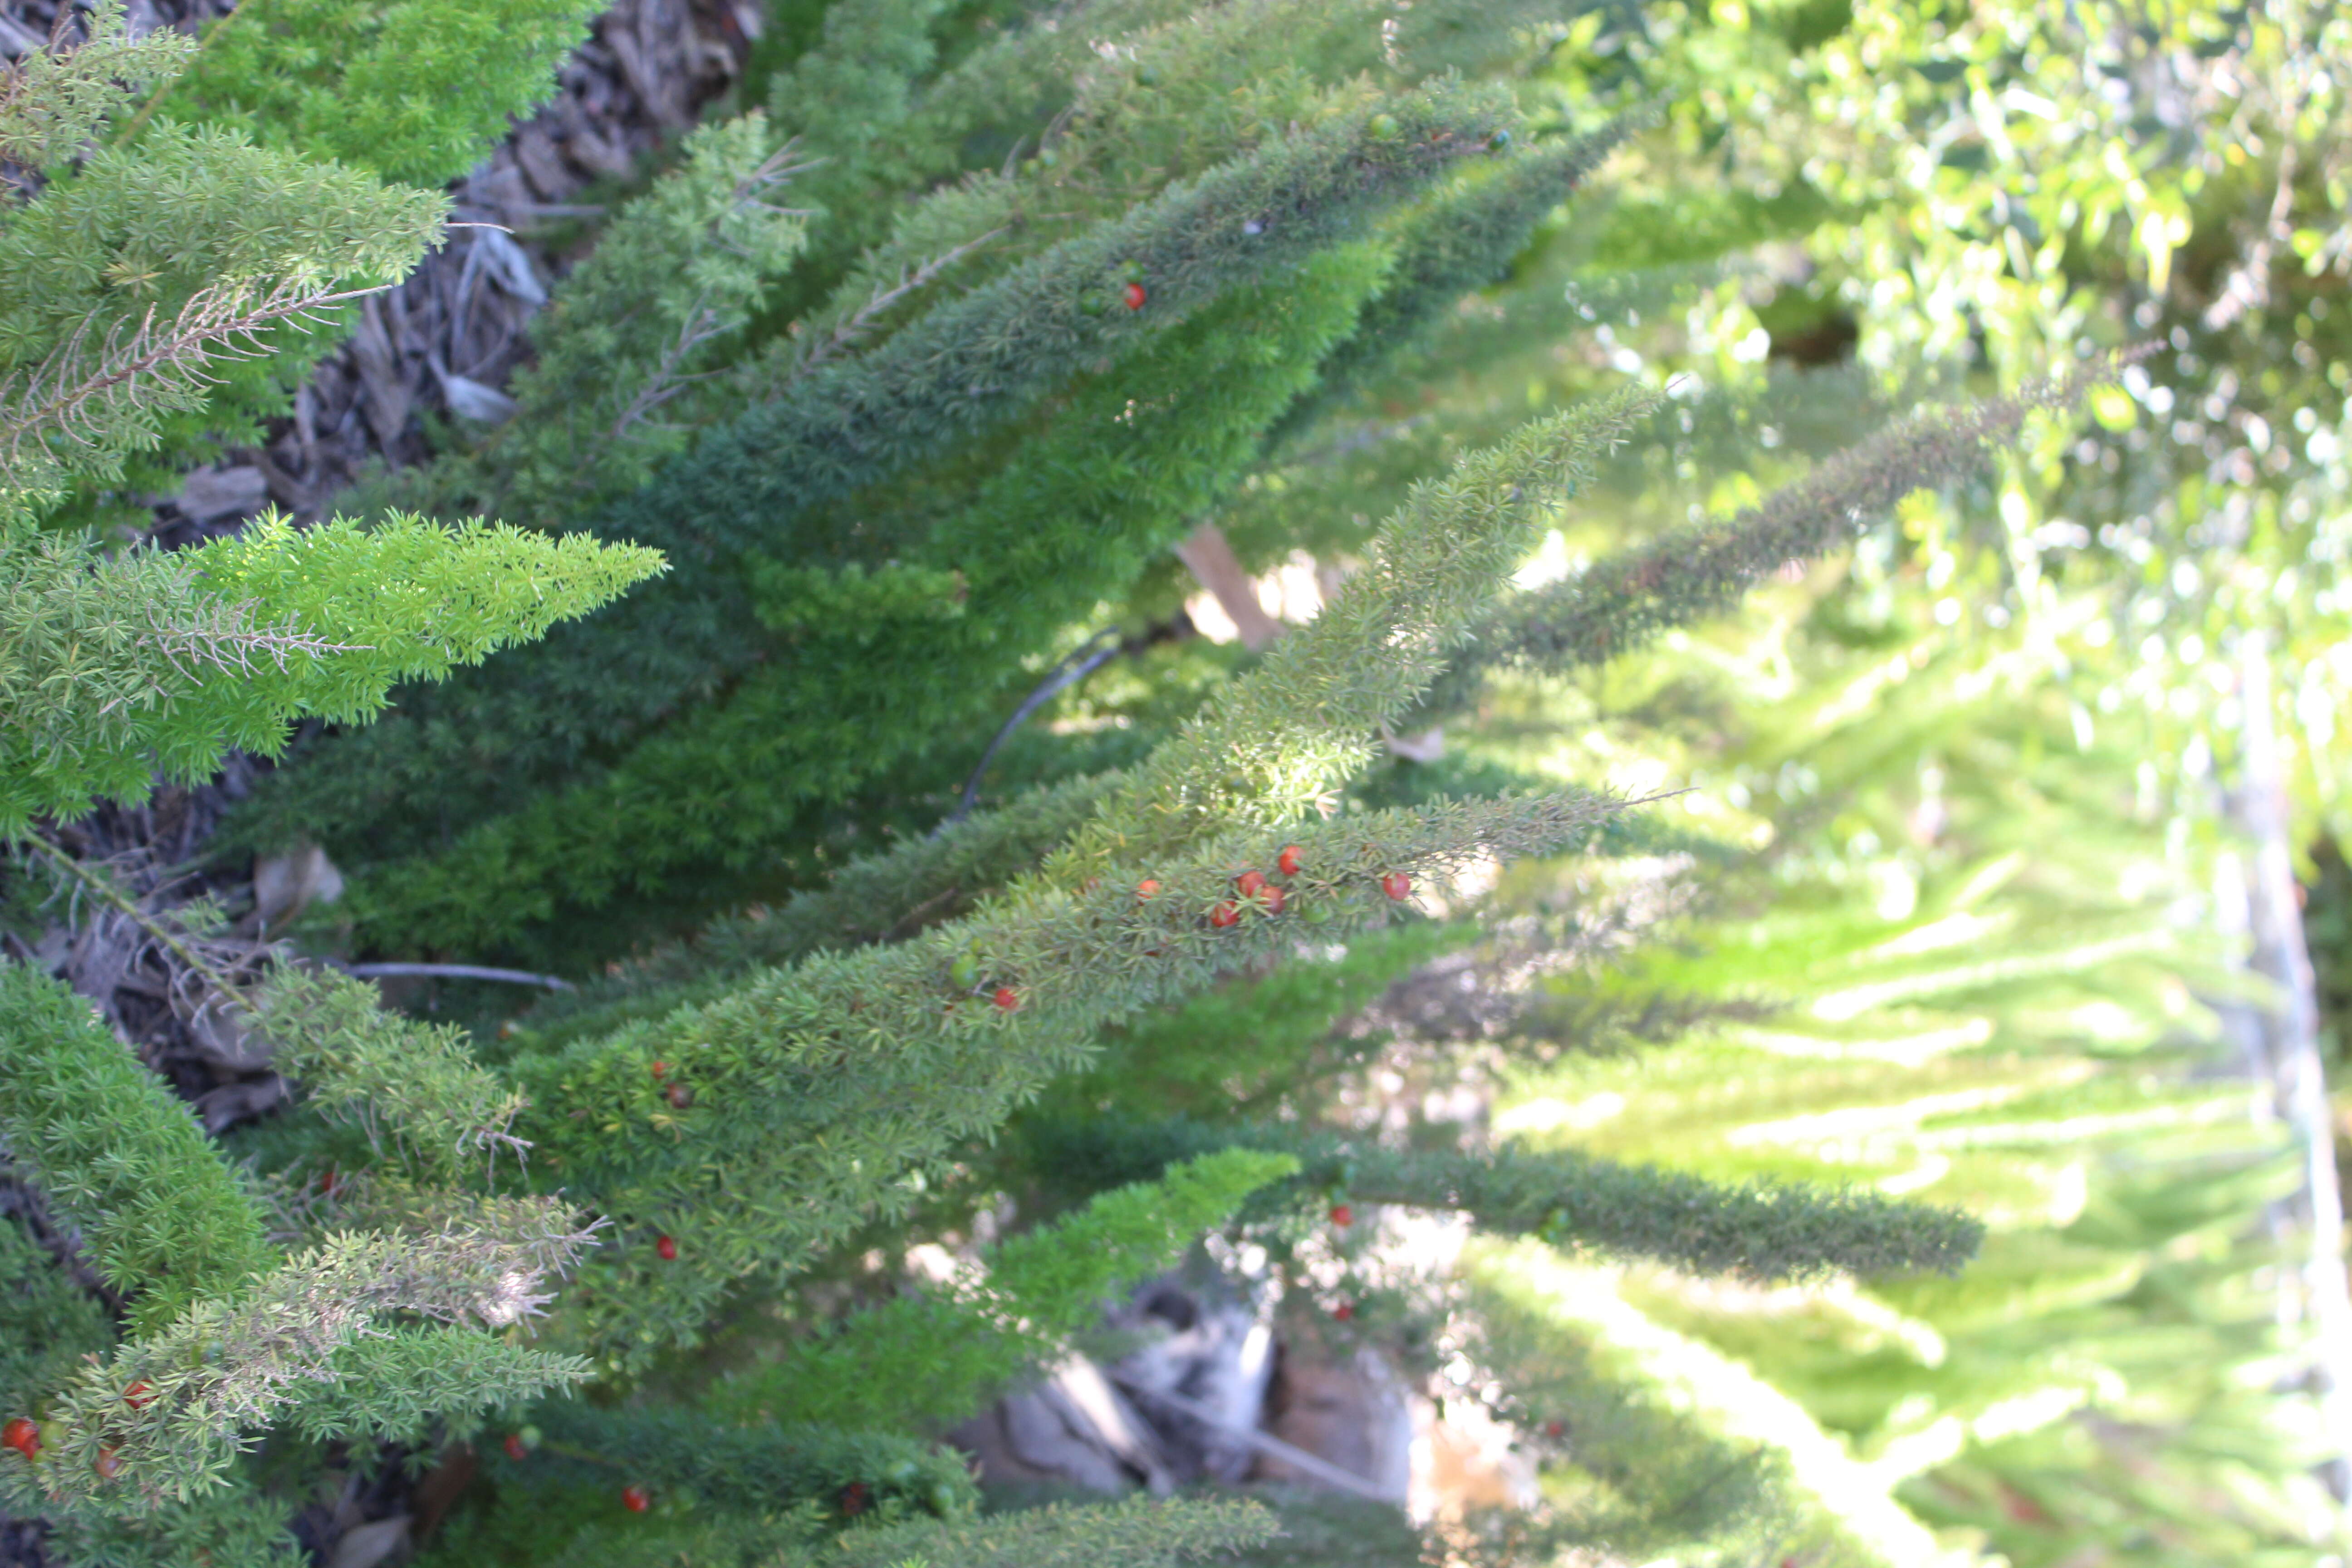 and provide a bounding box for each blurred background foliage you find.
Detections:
[1062,0,2352,1560]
